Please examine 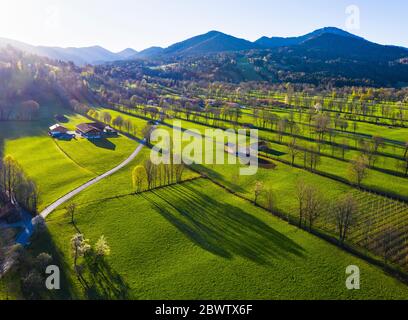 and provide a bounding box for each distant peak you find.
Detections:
[309,26,362,39]
[317,26,344,32]
[117,48,137,54]
[206,30,223,35]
